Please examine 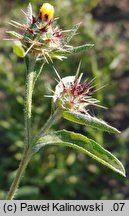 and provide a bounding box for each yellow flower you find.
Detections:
[39,3,54,22]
